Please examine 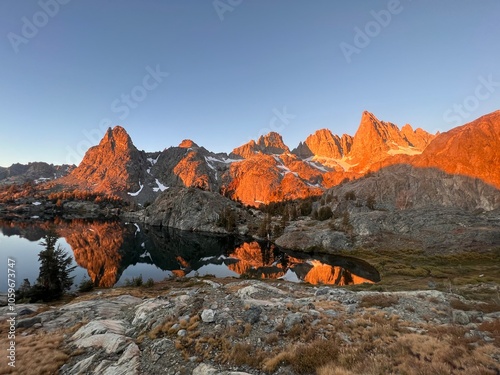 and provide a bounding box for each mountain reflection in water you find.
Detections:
[0,219,380,287]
